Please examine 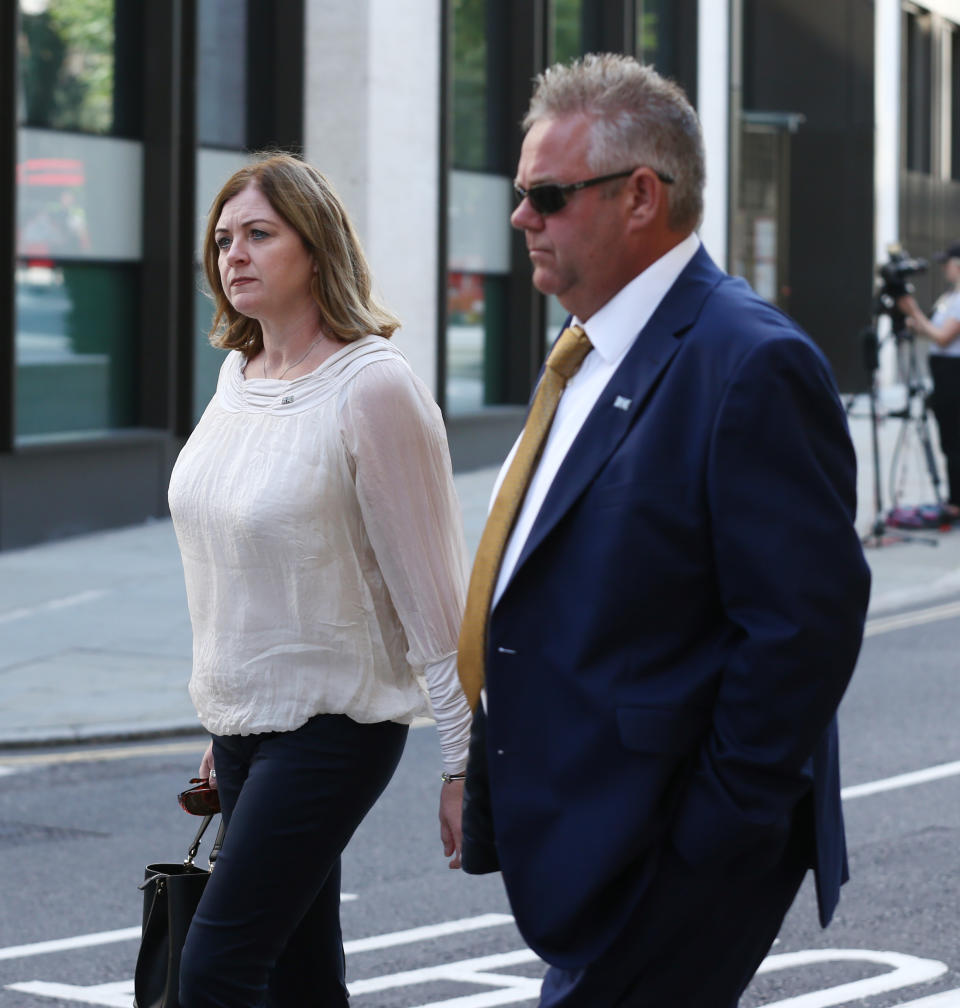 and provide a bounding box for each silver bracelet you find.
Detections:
[441,771,466,783]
